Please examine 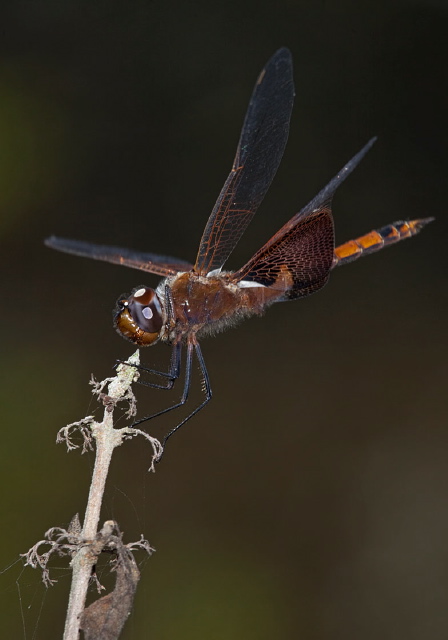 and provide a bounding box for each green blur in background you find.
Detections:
[0,1,447,638]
